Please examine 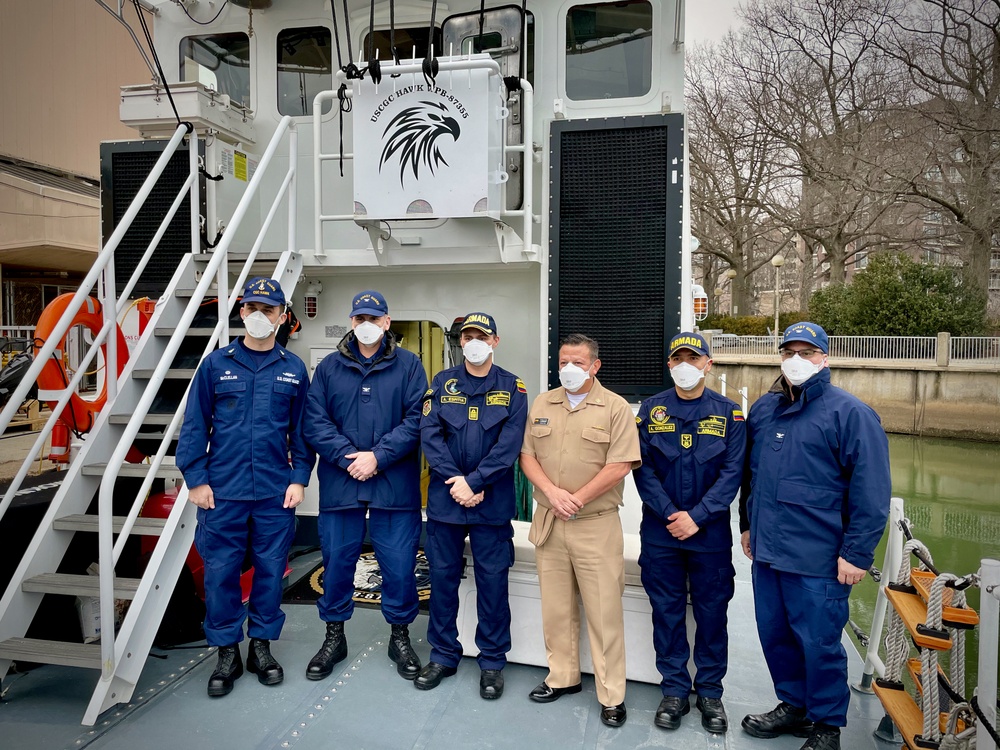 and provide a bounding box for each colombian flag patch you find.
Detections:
[733,410,745,421]
[515,378,527,393]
